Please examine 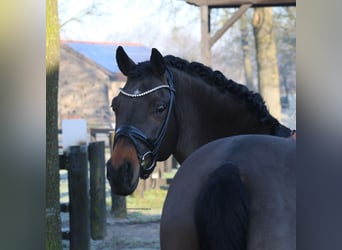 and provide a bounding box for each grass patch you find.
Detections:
[126,212,161,223]
[111,236,160,250]
[127,189,167,216]
[162,168,178,179]
[105,188,168,221]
